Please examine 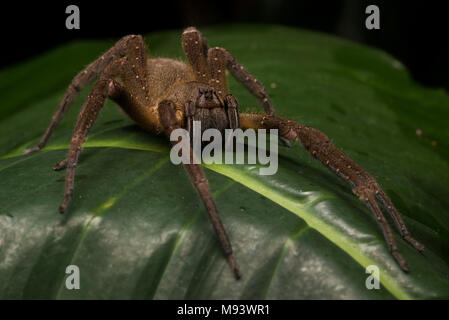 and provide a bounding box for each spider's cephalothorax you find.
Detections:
[23,27,424,279]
